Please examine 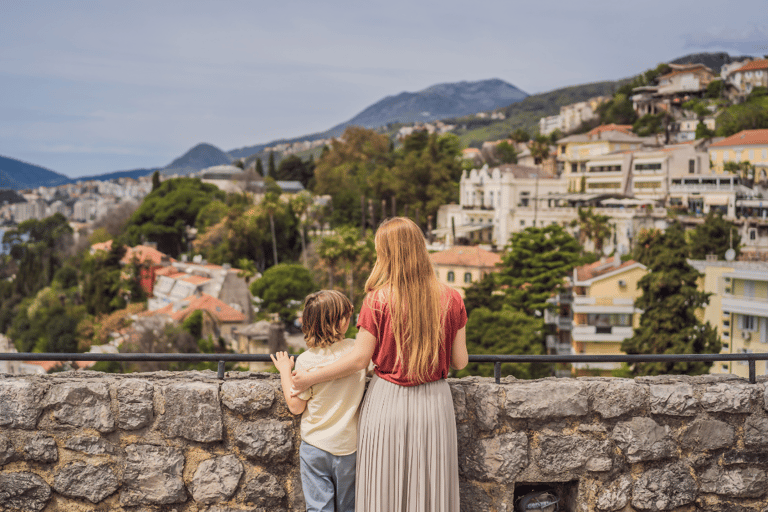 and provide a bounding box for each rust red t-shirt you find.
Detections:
[356,286,467,386]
